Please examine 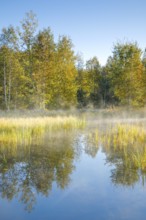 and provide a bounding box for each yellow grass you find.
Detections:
[0,116,86,147]
[87,123,146,171]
